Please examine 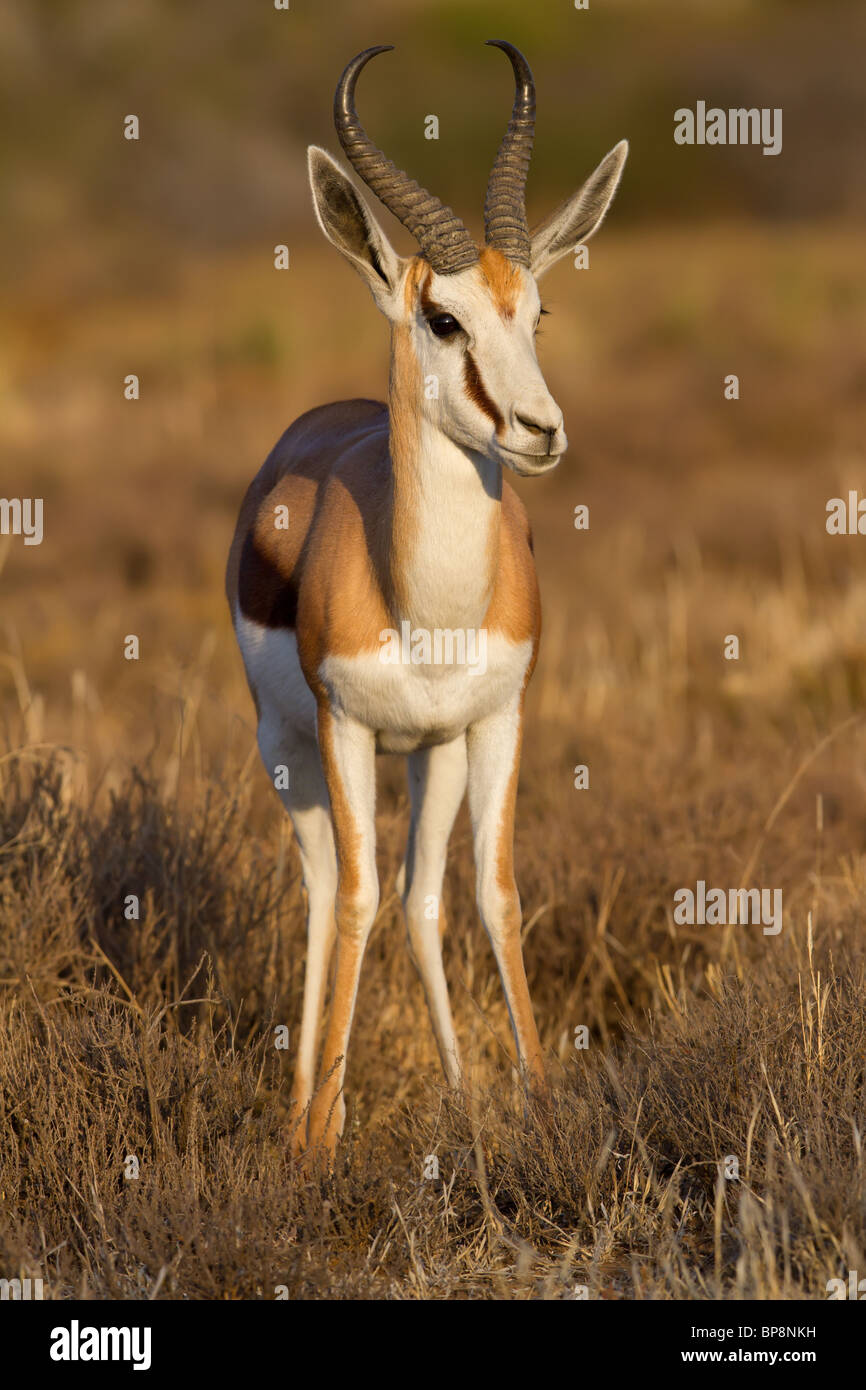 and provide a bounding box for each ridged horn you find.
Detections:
[333,46,479,275]
[483,40,536,266]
